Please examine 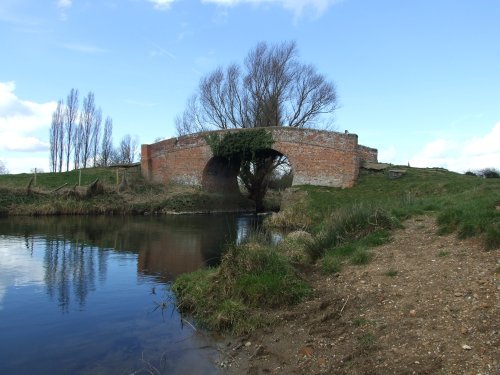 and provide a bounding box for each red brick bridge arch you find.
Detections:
[141,127,377,190]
